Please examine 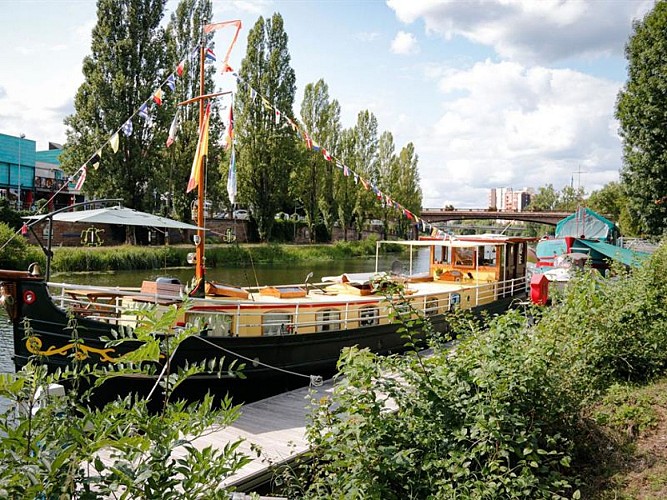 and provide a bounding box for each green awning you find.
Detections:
[576,240,650,268]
